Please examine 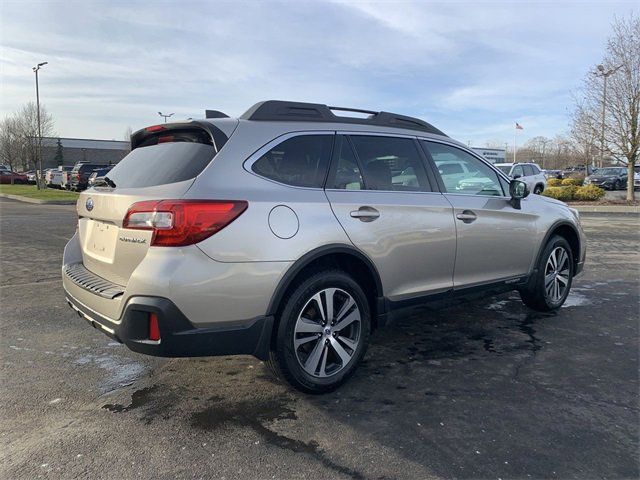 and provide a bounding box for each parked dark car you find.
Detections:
[563,164,596,178]
[87,166,114,187]
[583,167,628,190]
[67,163,108,191]
[0,170,28,184]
